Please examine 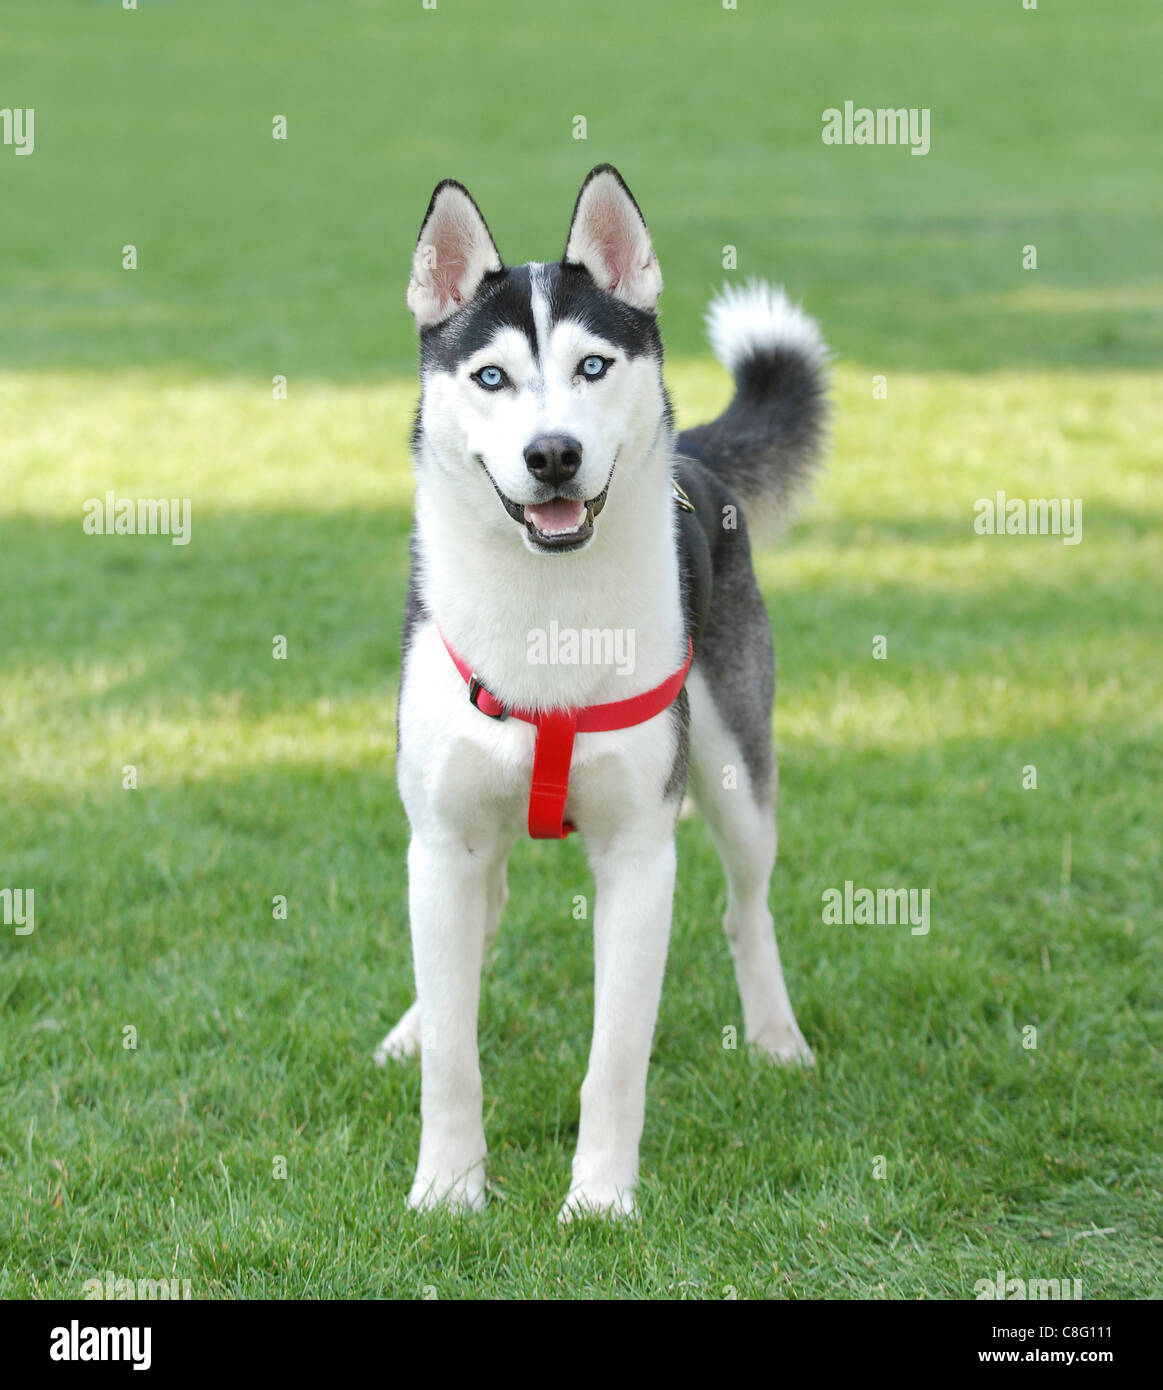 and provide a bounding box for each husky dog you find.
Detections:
[376,165,828,1220]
